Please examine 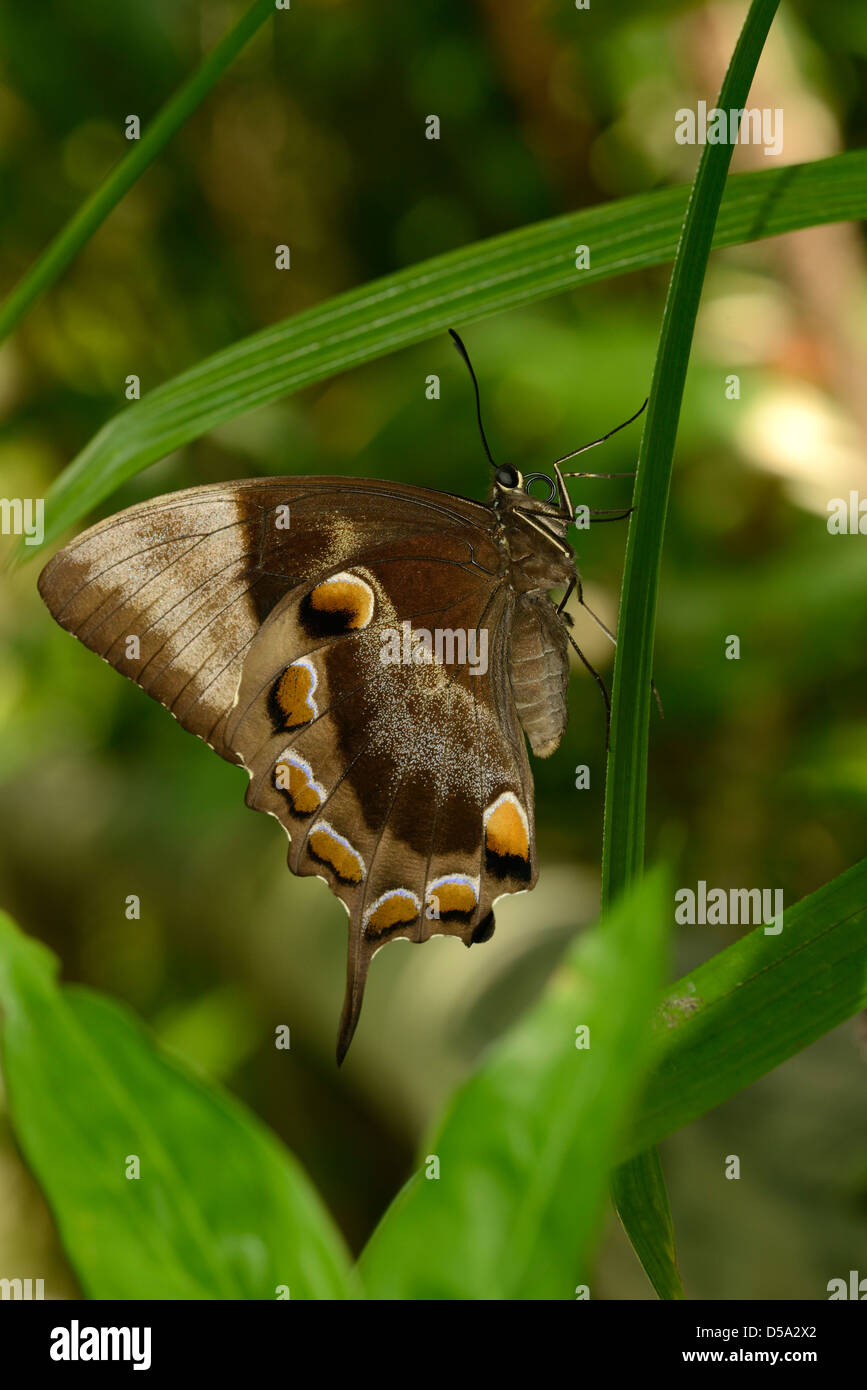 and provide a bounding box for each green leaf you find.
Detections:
[610,1149,683,1300]
[0,911,358,1300]
[0,0,275,345]
[602,0,781,1298]
[624,856,867,1161]
[27,146,867,554]
[357,866,670,1301]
